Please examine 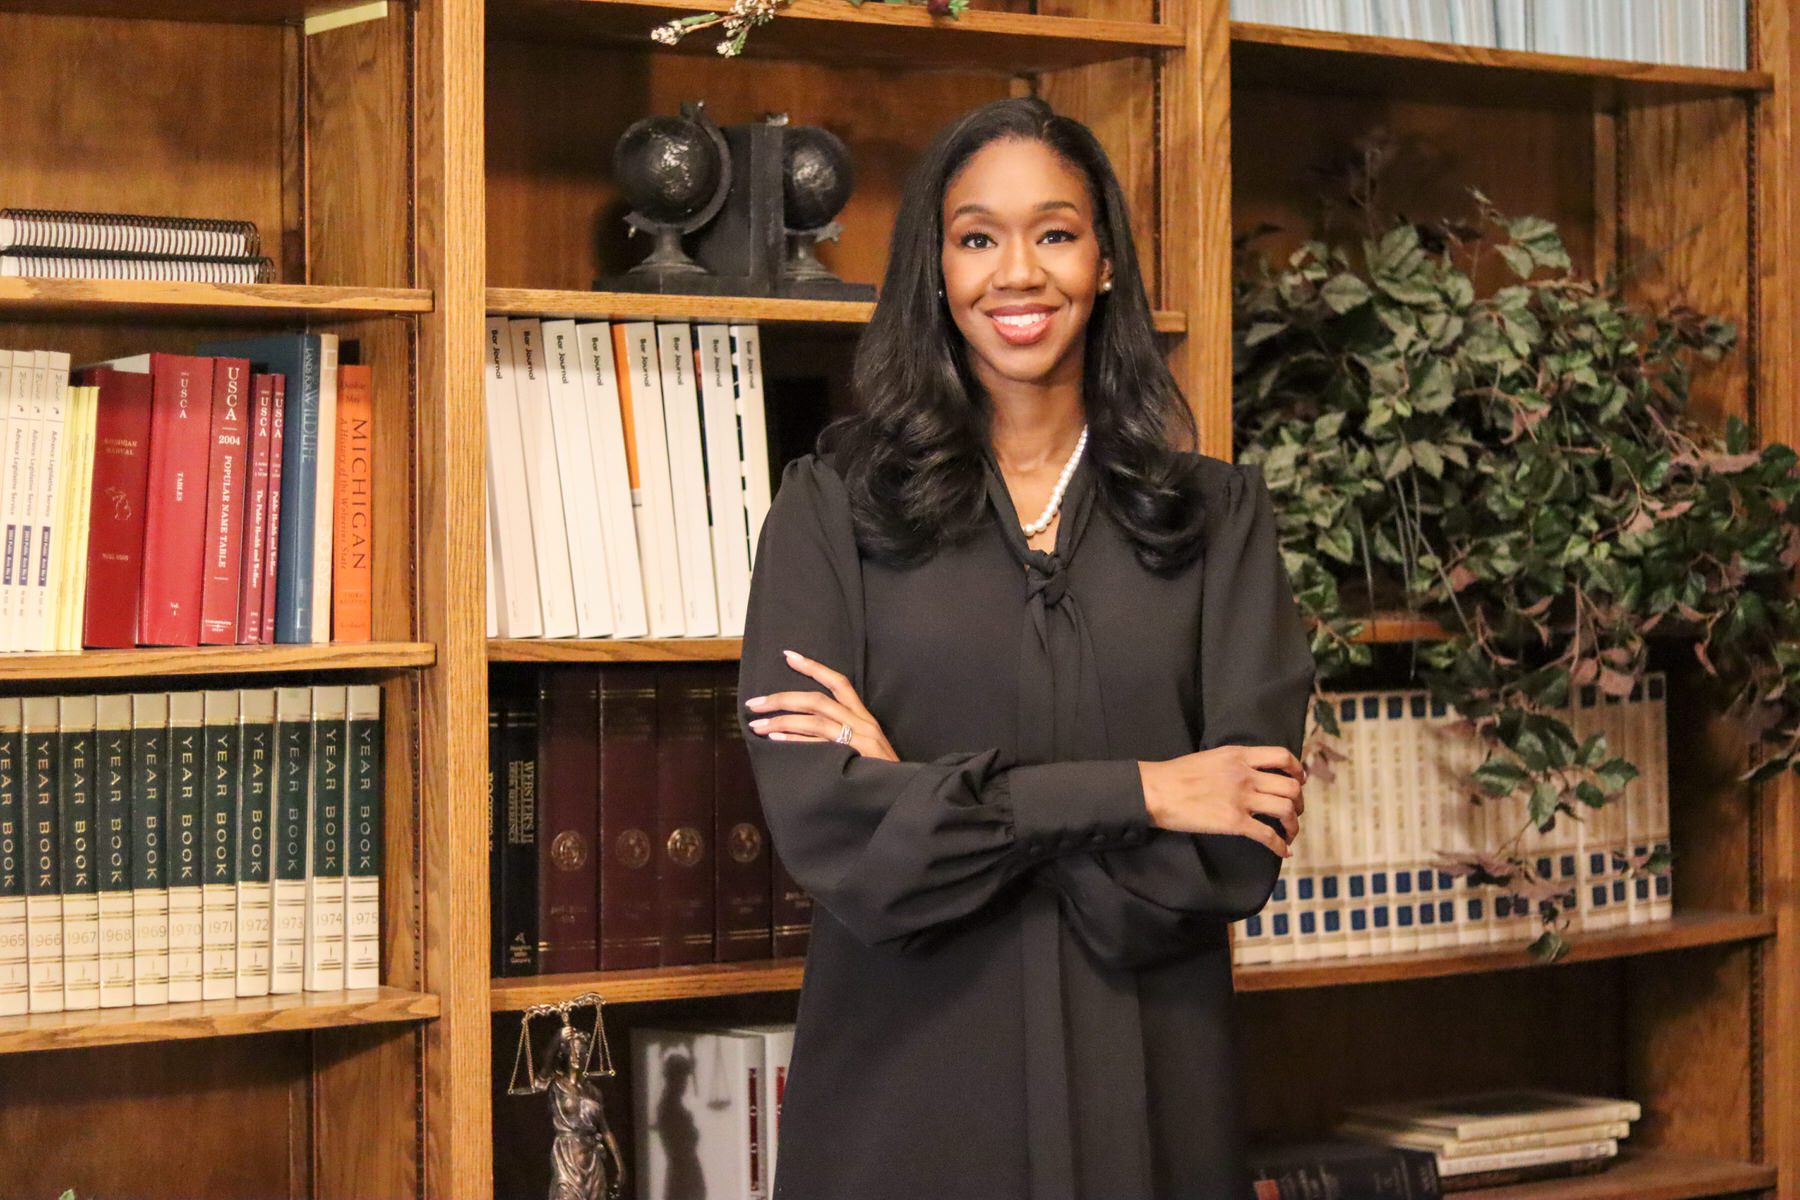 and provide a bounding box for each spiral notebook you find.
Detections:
[0,208,261,260]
